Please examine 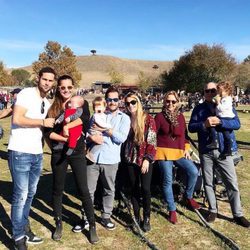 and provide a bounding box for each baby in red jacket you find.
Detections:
[55,95,84,155]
